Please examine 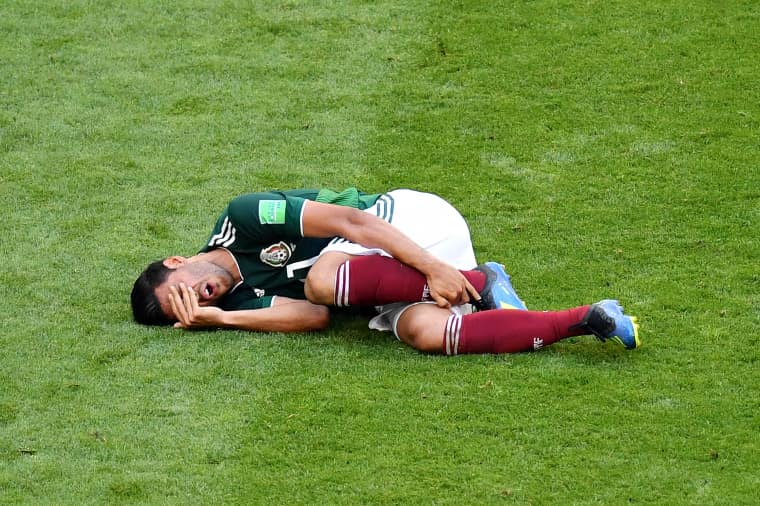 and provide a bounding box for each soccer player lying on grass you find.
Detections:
[131,188,640,355]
